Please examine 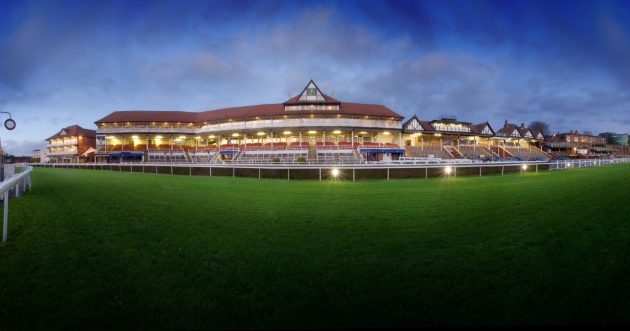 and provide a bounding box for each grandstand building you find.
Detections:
[402,117,548,160]
[45,125,96,163]
[94,80,406,163]
[93,80,551,163]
